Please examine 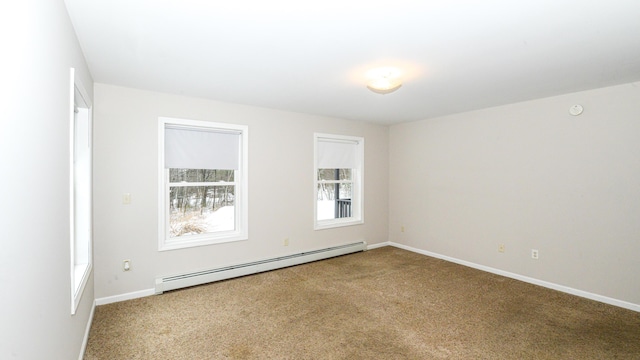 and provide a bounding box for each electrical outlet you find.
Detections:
[498,244,505,253]
[122,193,131,205]
[123,259,131,271]
[283,238,289,246]
[531,249,539,259]
[401,225,405,233]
